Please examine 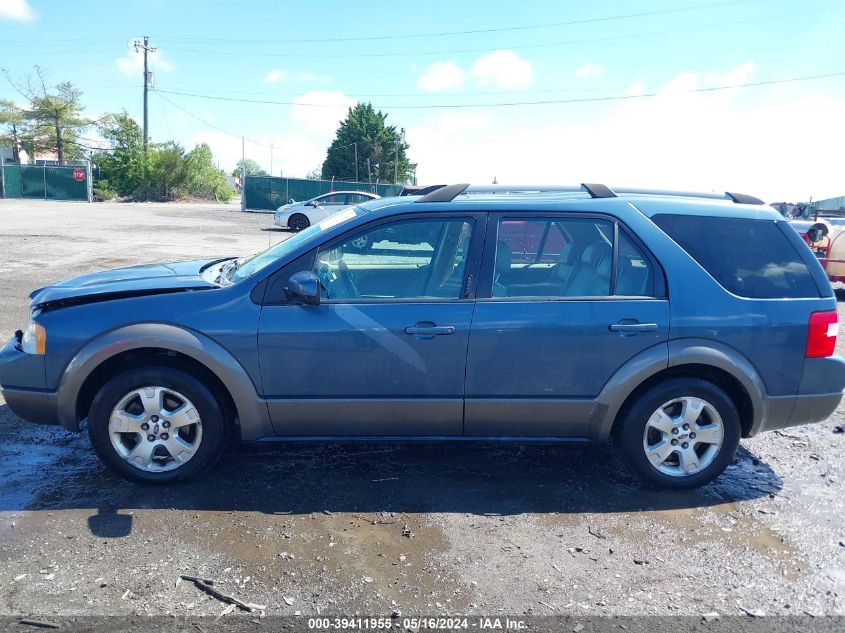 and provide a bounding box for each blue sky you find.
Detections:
[1,0,844,201]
